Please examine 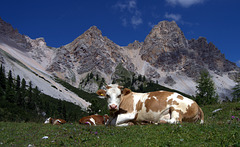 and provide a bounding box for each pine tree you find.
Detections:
[195,71,218,105]
[16,75,23,106]
[0,64,6,90]
[0,86,4,100]
[232,74,240,102]
[6,70,15,103]
[27,81,35,110]
[16,75,21,90]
